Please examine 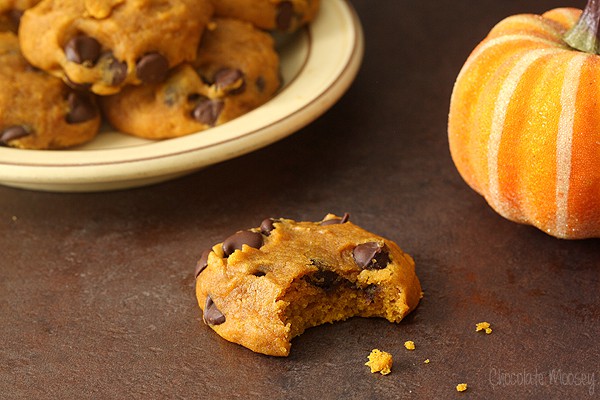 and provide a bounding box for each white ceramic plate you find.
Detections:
[0,0,364,192]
